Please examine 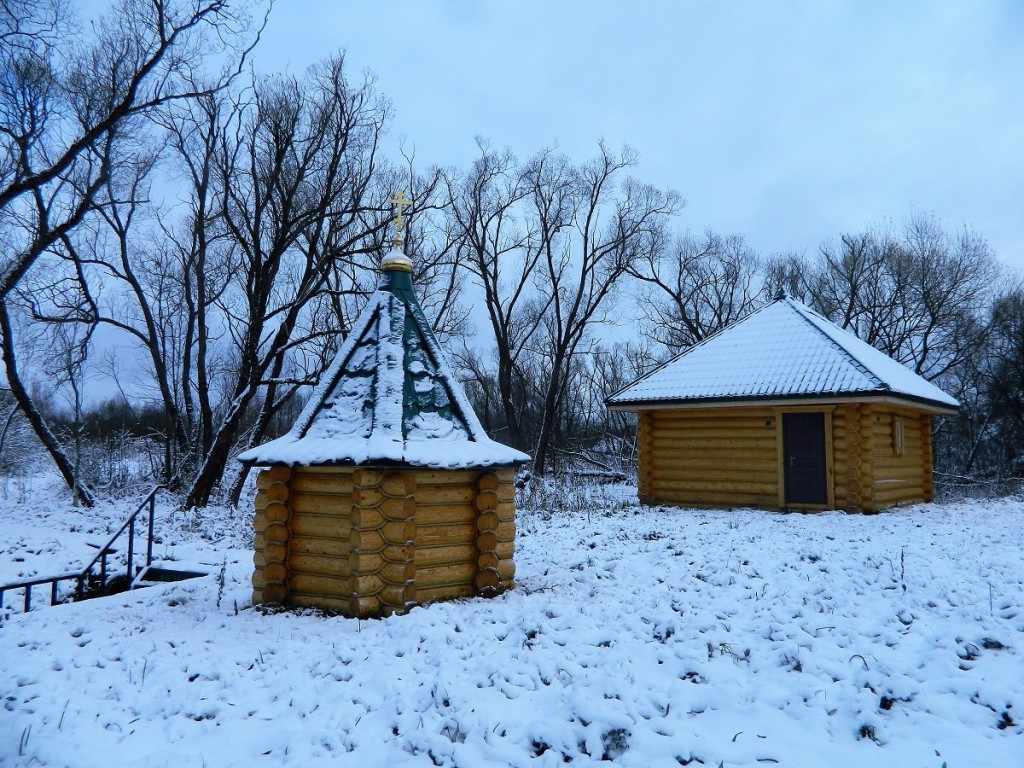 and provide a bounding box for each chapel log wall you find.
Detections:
[251,465,516,617]
[252,465,293,605]
[280,467,354,612]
